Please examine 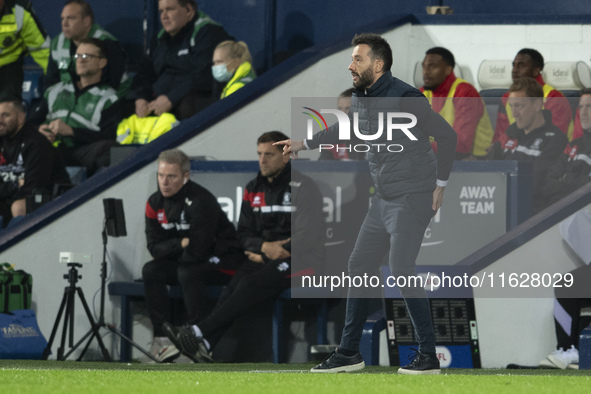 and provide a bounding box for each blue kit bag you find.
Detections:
[0,309,48,359]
